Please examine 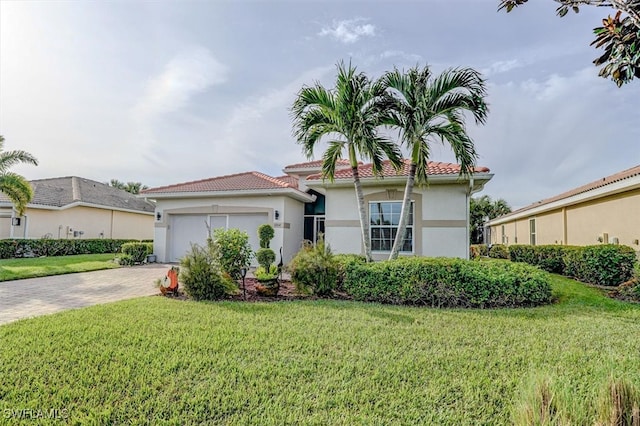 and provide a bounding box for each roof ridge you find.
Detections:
[142,170,262,193]
[249,171,290,188]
